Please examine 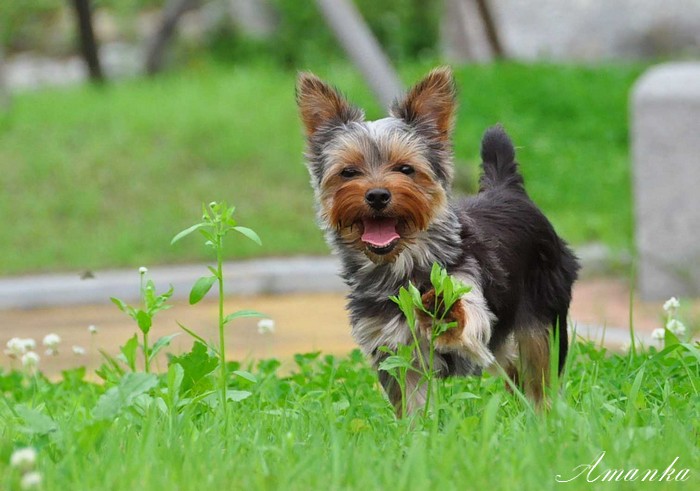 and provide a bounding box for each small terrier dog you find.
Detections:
[296,67,579,414]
